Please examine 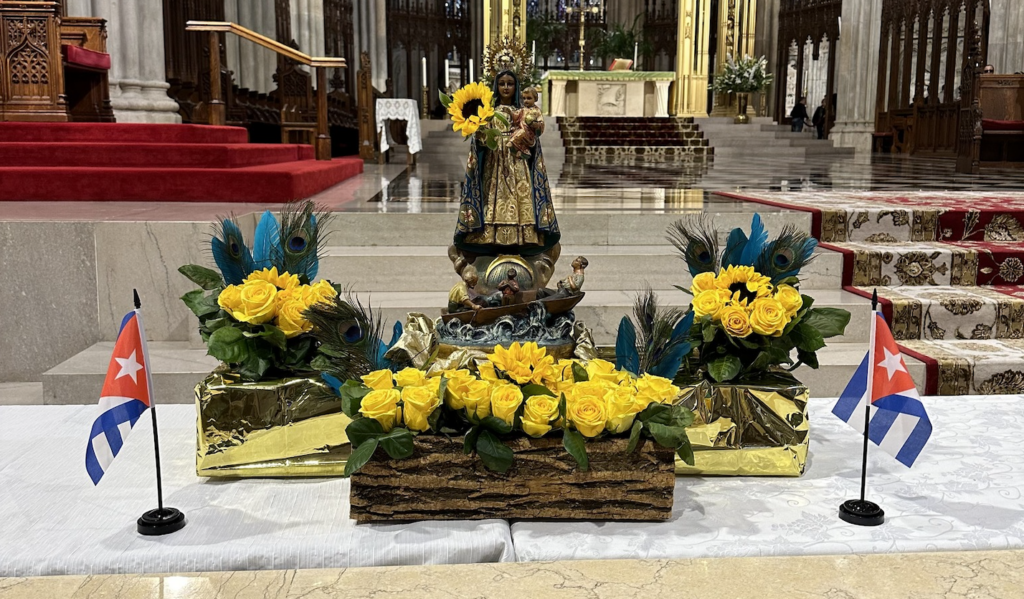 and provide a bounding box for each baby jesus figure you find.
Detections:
[509,87,544,158]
